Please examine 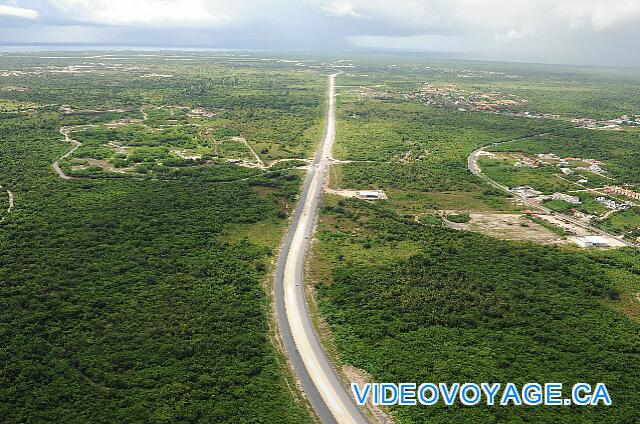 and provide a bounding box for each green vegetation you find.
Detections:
[543,199,574,213]
[0,53,325,170]
[334,97,566,196]
[445,213,471,223]
[61,119,264,178]
[3,52,640,424]
[315,198,640,424]
[488,128,640,185]
[0,53,318,423]
[314,57,640,424]
[525,215,567,237]
[479,156,575,194]
[598,207,640,239]
[336,55,640,119]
